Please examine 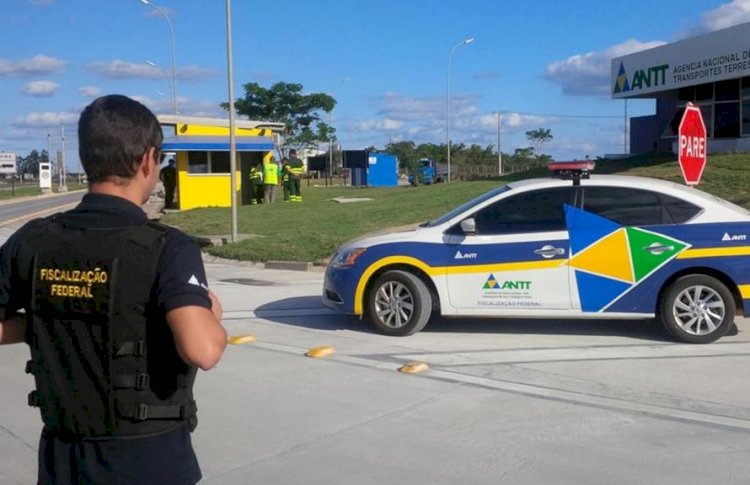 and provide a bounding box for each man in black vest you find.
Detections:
[0,94,227,484]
